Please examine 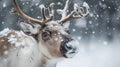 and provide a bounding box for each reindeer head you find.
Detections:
[13,0,89,58]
